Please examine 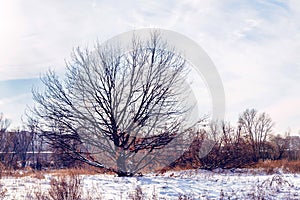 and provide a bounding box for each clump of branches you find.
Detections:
[168,109,275,170]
